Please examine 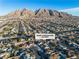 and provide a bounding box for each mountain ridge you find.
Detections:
[3,8,74,18]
